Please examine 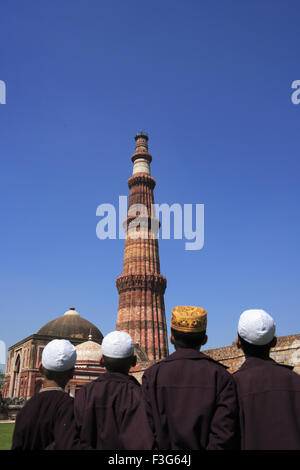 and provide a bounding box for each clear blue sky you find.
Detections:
[1,0,299,362]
